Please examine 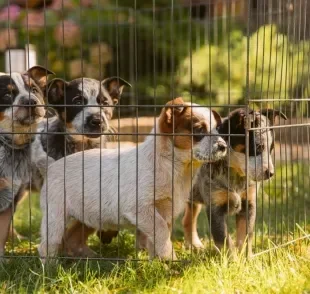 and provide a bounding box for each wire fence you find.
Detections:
[0,0,309,263]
